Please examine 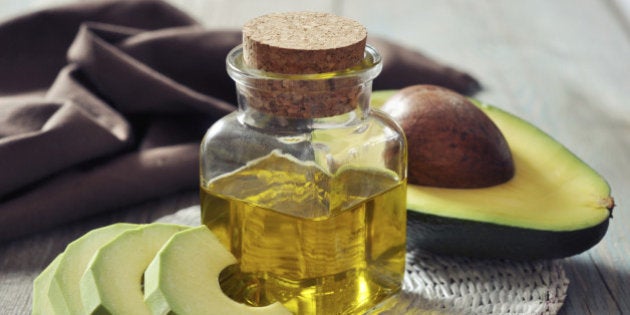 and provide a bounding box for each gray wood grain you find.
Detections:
[1,0,629,314]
